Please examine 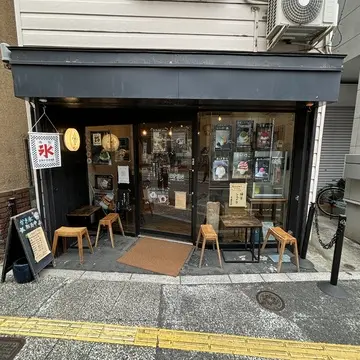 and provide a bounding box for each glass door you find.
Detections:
[138,121,193,239]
